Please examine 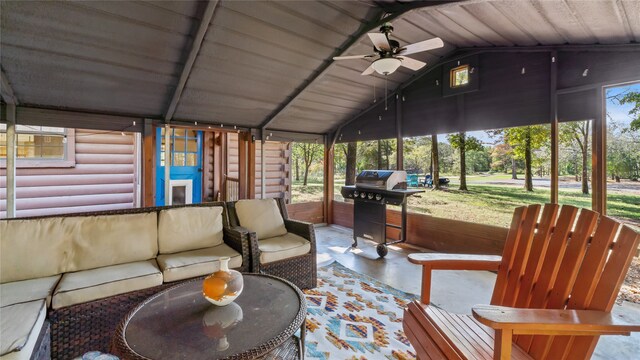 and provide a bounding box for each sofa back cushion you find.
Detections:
[0,218,70,283]
[158,206,224,254]
[66,212,158,272]
[234,199,287,240]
